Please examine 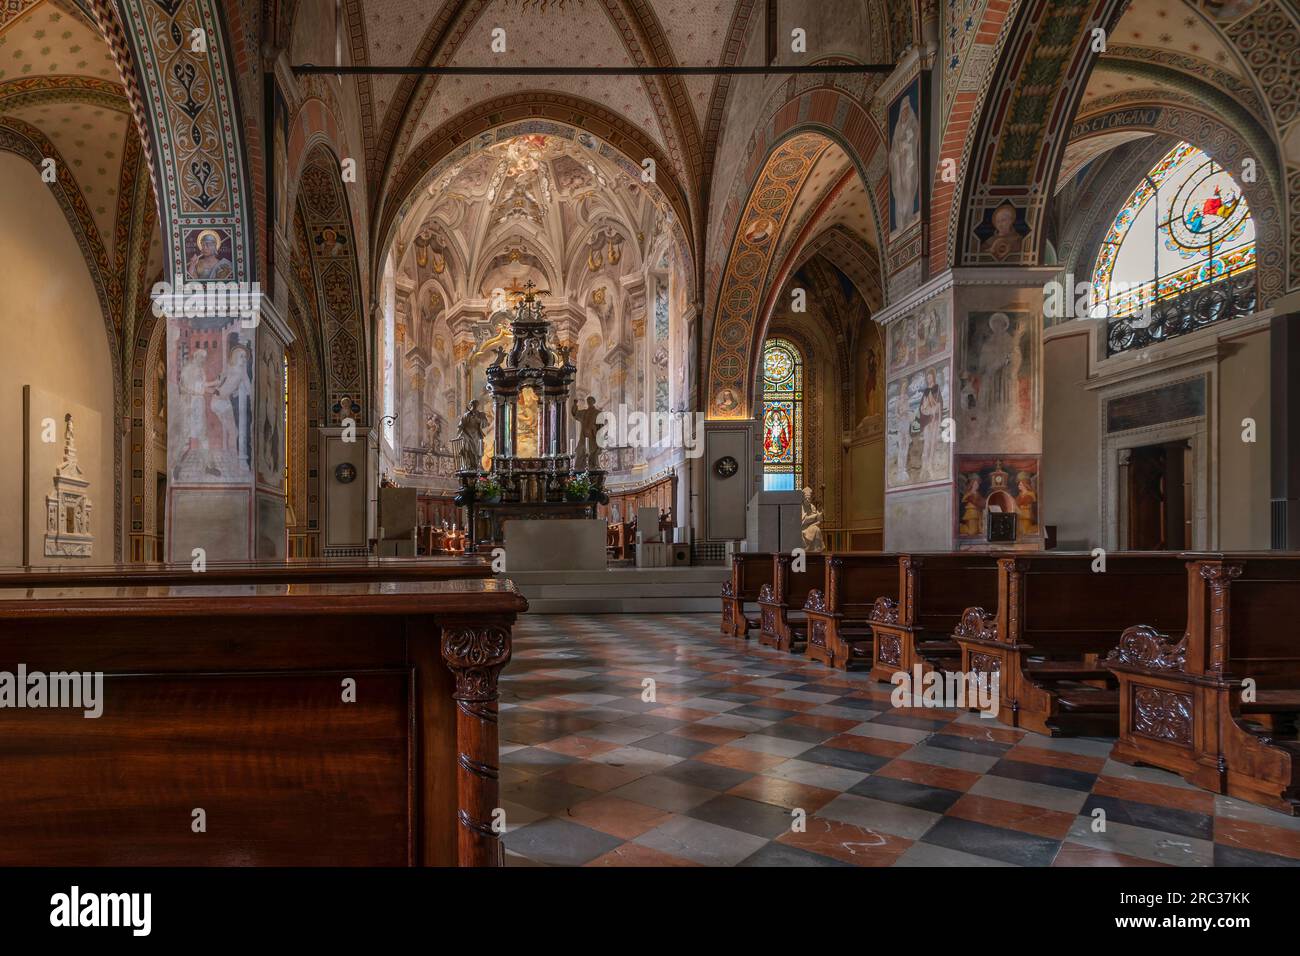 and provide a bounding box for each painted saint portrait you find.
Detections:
[184,228,235,281]
[888,78,923,235]
[960,310,1037,452]
[886,359,950,489]
[976,201,1028,261]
